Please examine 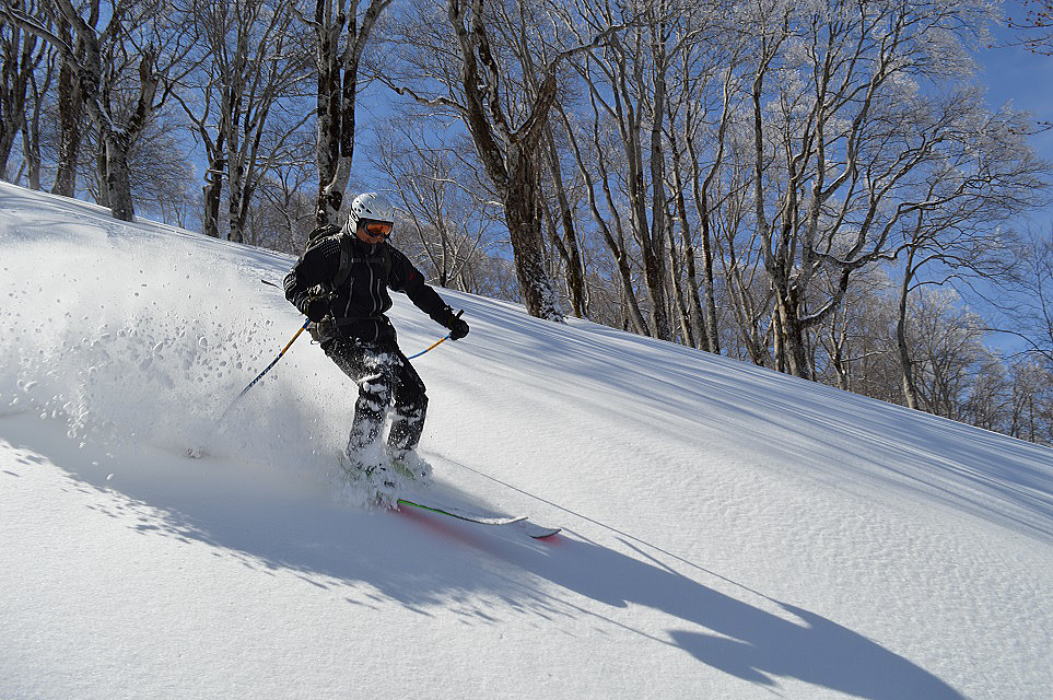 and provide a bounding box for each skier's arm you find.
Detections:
[388,248,459,327]
[283,238,340,317]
